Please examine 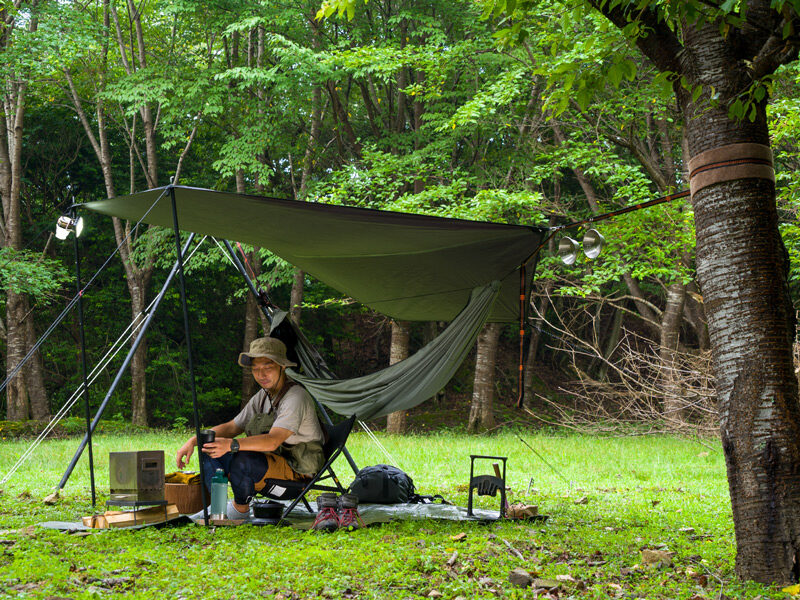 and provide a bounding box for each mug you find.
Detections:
[198,429,215,448]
